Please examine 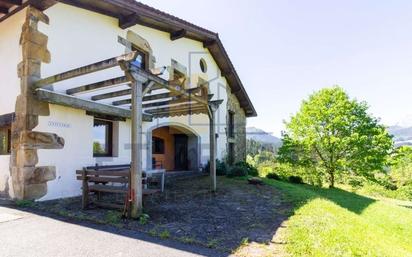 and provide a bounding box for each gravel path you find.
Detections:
[0,205,228,257]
